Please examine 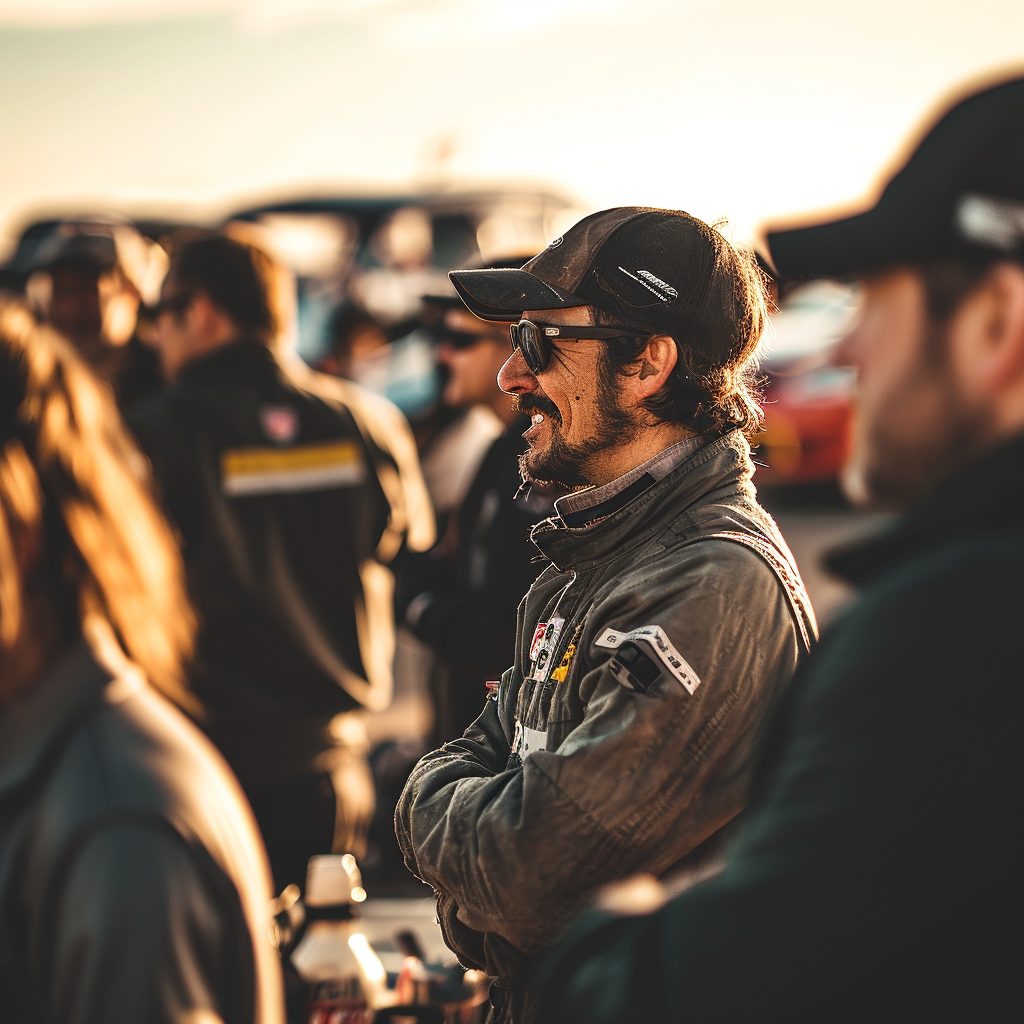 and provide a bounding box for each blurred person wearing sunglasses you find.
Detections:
[397,274,560,743]
[395,209,816,1024]
[538,76,1024,1024]
[129,234,434,894]
[0,299,283,1023]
